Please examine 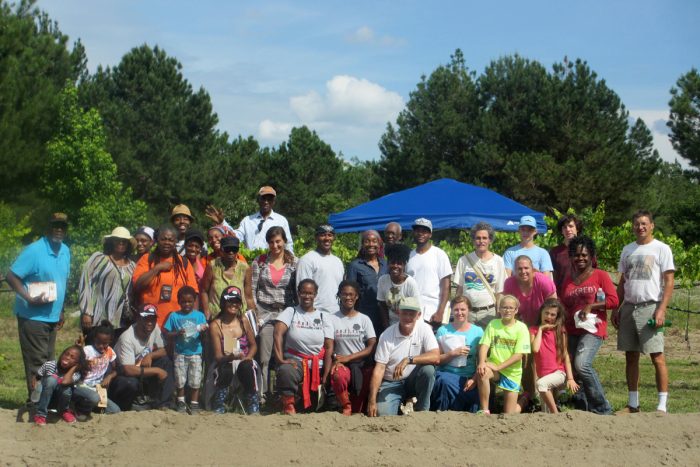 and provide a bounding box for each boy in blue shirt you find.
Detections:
[163,286,207,414]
